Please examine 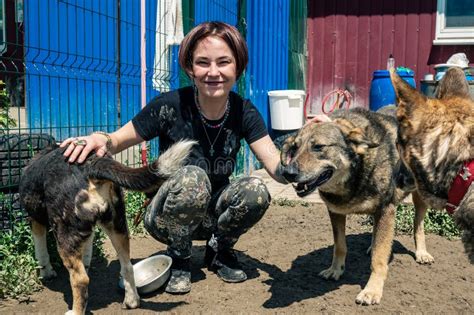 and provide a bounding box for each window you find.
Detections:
[434,0,474,45]
[0,0,5,54]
